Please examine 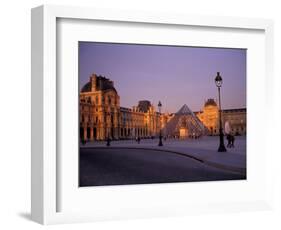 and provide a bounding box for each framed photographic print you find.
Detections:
[78,42,247,187]
[31,5,274,225]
